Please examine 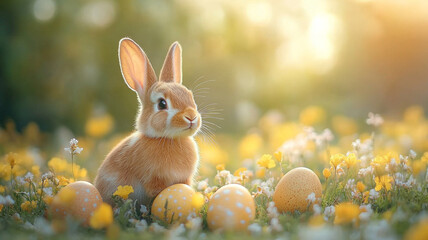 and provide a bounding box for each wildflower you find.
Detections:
[358,166,373,177]
[375,175,393,191]
[273,151,283,162]
[197,179,209,191]
[308,215,325,227]
[191,192,204,210]
[5,152,17,169]
[299,106,326,126]
[313,204,322,215]
[366,112,383,127]
[359,204,373,222]
[113,185,134,200]
[256,168,266,178]
[149,222,166,233]
[216,164,225,171]
[369,189,379,200]
[239,133,262,159]
[324,206,335,218]
[344,153,359,169]
[248,223,262,235]
[64,138,83,155]
[404,217,428,240]
[90,203,113,229]
[0,185,5,193]
[323,168,331,179]
[334,202,360,225]
[234,167,247,177]
[330,153,345,170]
[307,192,316,204]
[185,217,202,230]
[134,219,148,232]
[43,196,53,205]
[357,181,366,193]
[257,154,276,169]
[270,218,283,232]
[24,172,34,182]
[0,195,15,205]
[266,201,279,219]
[57,187,76,204]
[21,201,37,212]
[85,113,114,138]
